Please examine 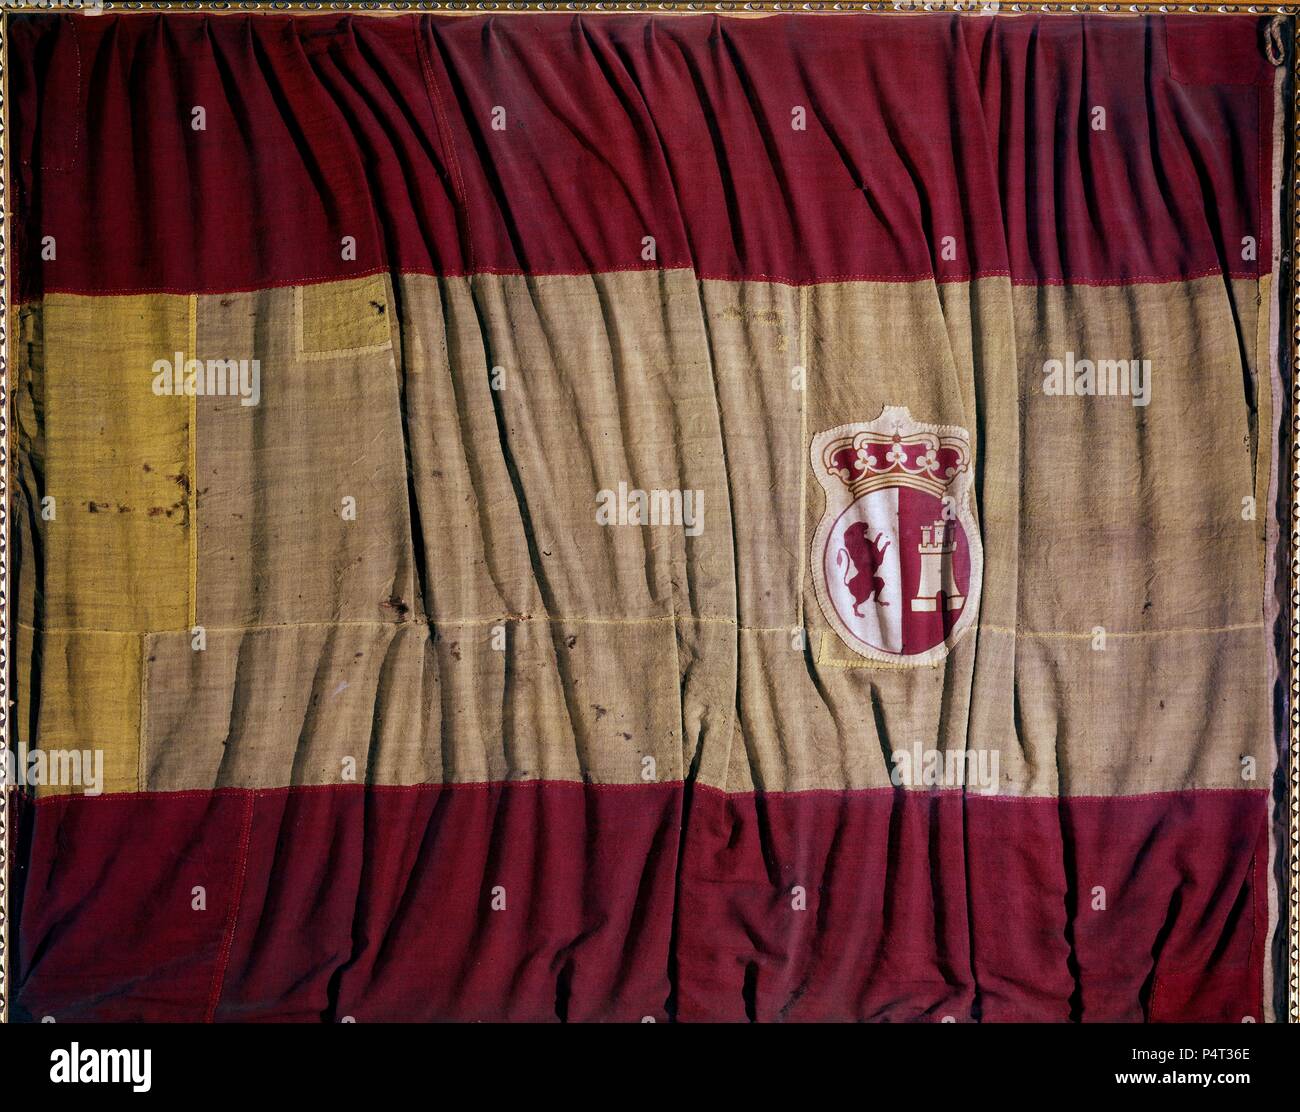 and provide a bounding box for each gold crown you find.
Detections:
[822,427,970,498]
